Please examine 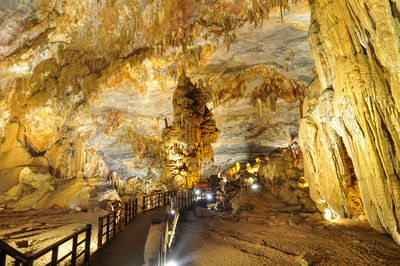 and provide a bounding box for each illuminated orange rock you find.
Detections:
[24,106,62,153]
[161,74,220,188]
